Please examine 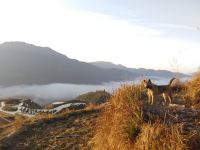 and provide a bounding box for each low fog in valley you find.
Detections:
[0,77,177,105]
